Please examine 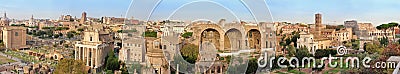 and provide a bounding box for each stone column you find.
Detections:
[209,68,212,74]
[80,47,83,60]
[75,47,77,60]
[220,65,223,74]
[83,47,85,64]
[102,47,104,65]
[95,48,98,68]
[78,47,81,60]
[89,48,93,68]
[81,47,84,60]
[214,66,217,74]
[86,47,89,66]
